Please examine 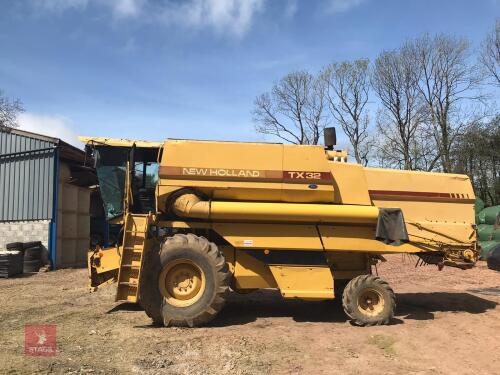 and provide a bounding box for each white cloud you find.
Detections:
[326,0,367,13]
[33,0,265,38]
[17,113,83,148]
[160,0,265,37]
[107,0,145,18]
[36,0,145,17]
[36,0,90,12]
